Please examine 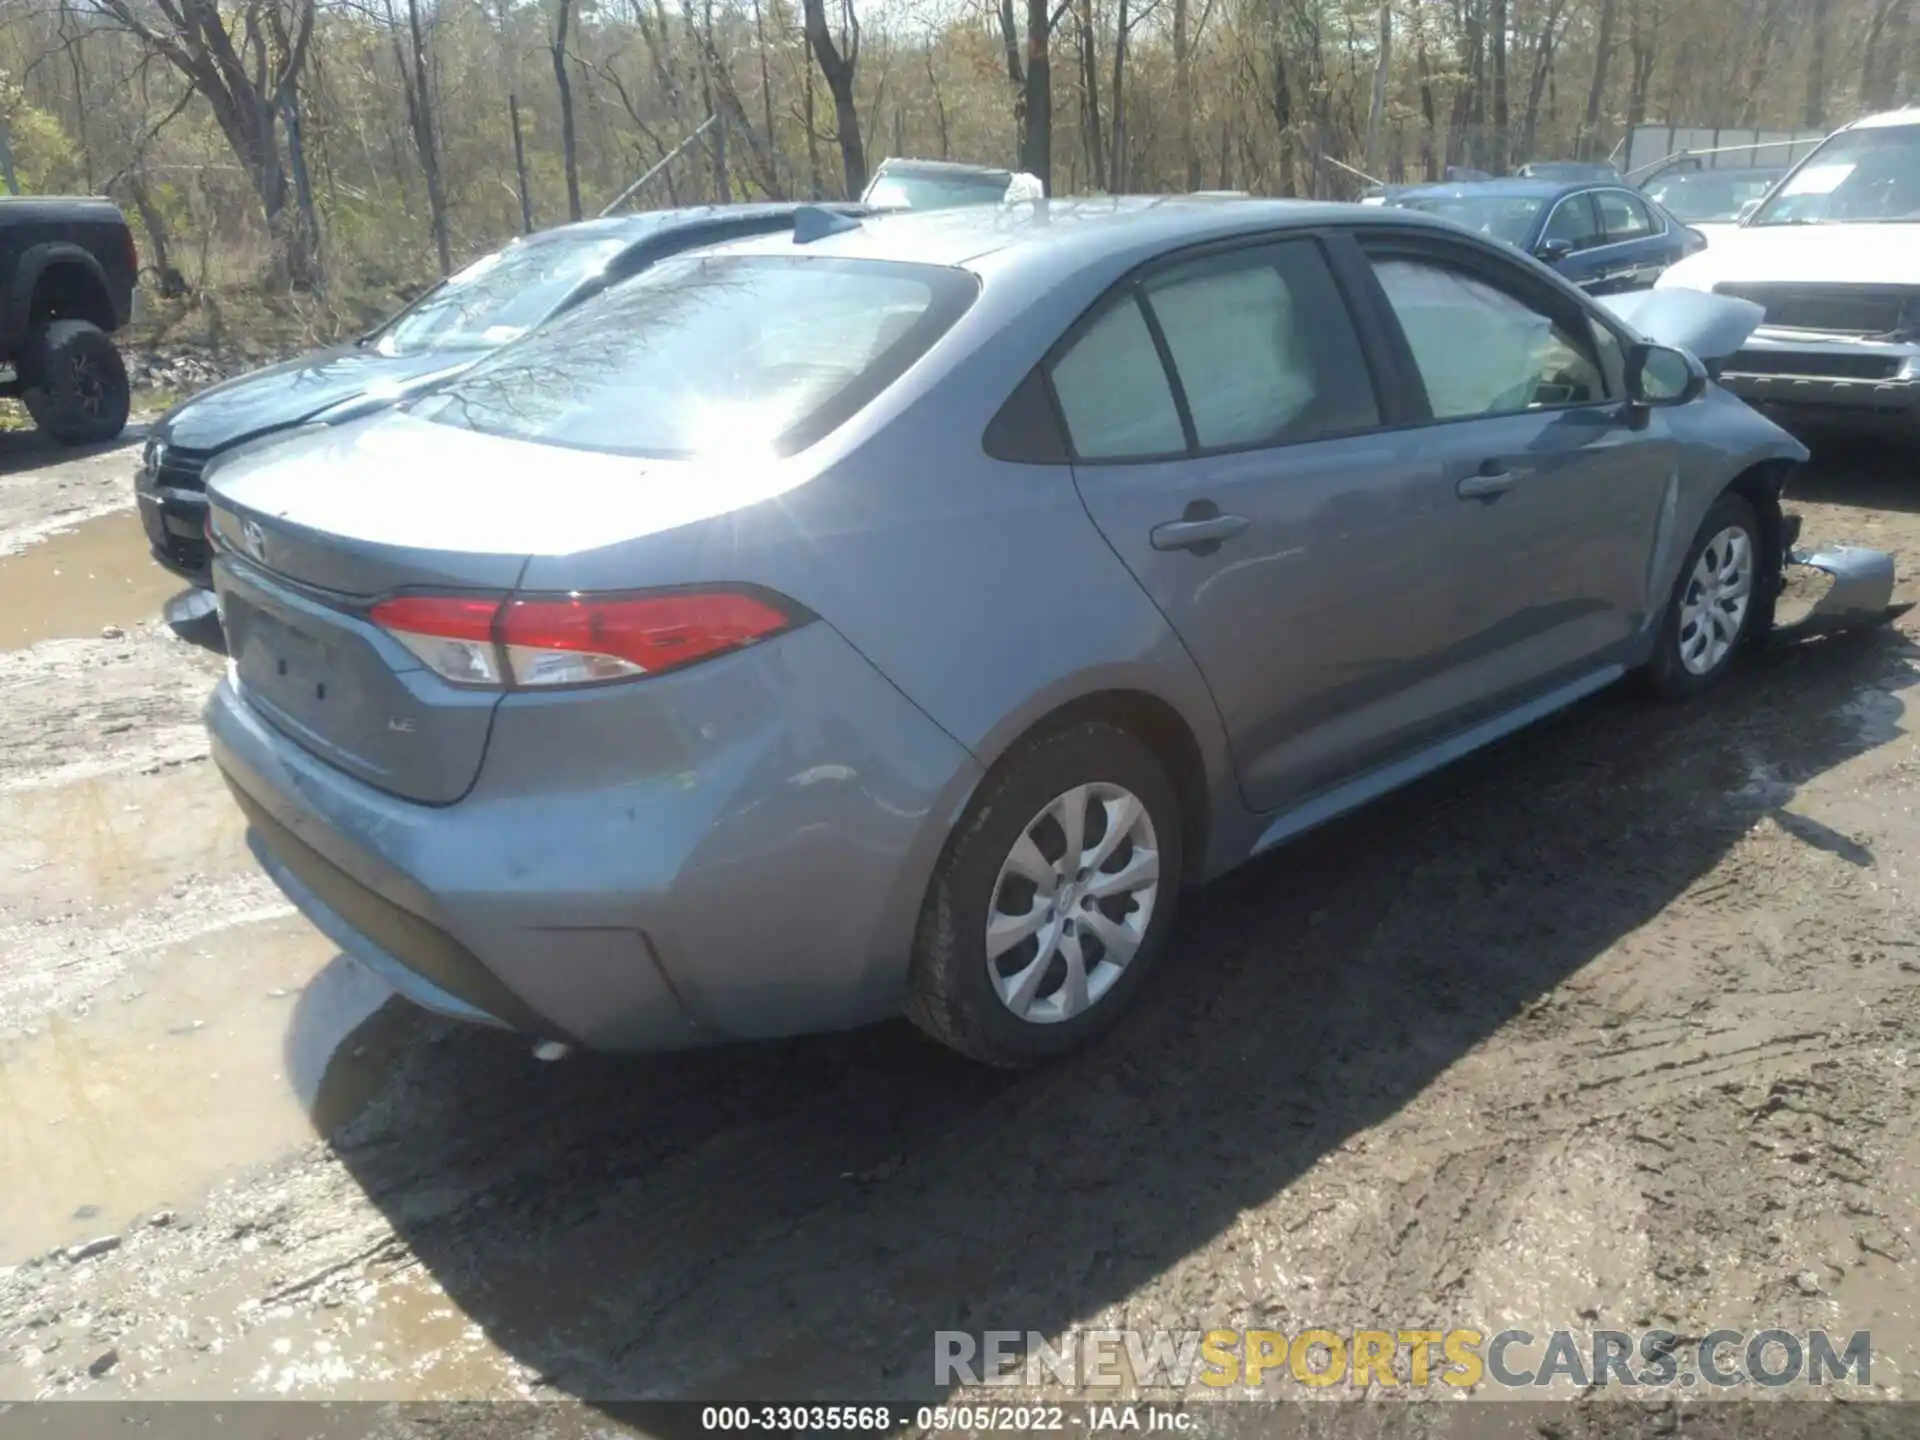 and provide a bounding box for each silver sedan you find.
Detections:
[203,198,1873,1066]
